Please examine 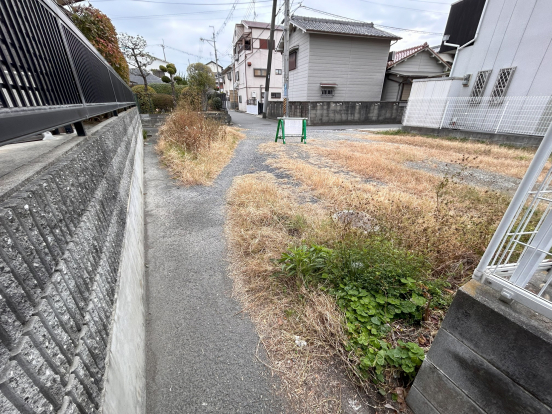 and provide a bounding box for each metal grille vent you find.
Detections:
[0,0,81,109]
[469,70,491,103]
[63,26,116,104]
[490,67,516,104]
